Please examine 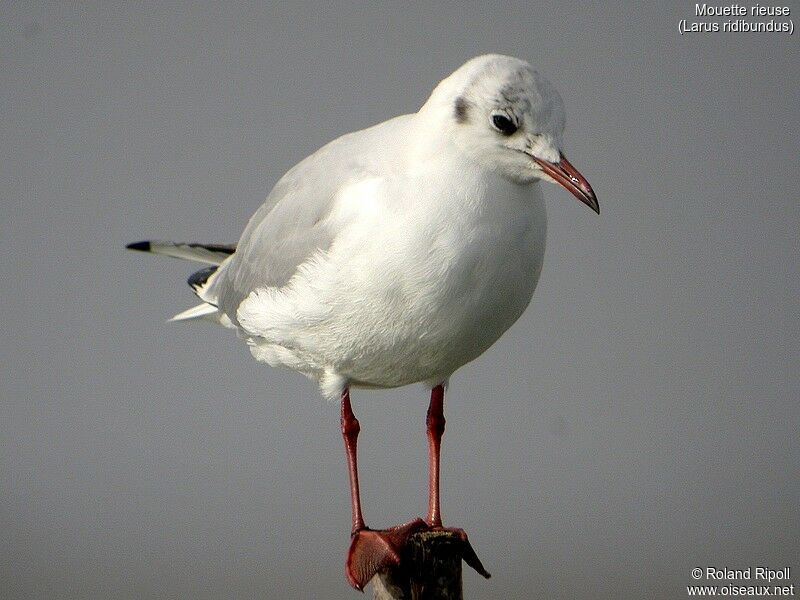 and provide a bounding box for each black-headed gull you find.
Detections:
[128,54,598,591]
